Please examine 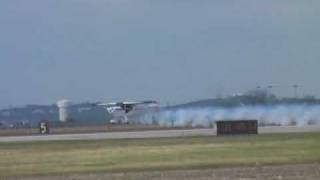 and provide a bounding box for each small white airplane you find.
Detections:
[95,101,160,124]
